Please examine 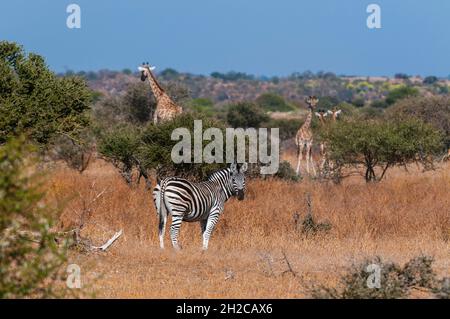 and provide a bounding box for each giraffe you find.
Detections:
[314,109,329,171]
[295,96,319,176]
[138,62,182,124]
